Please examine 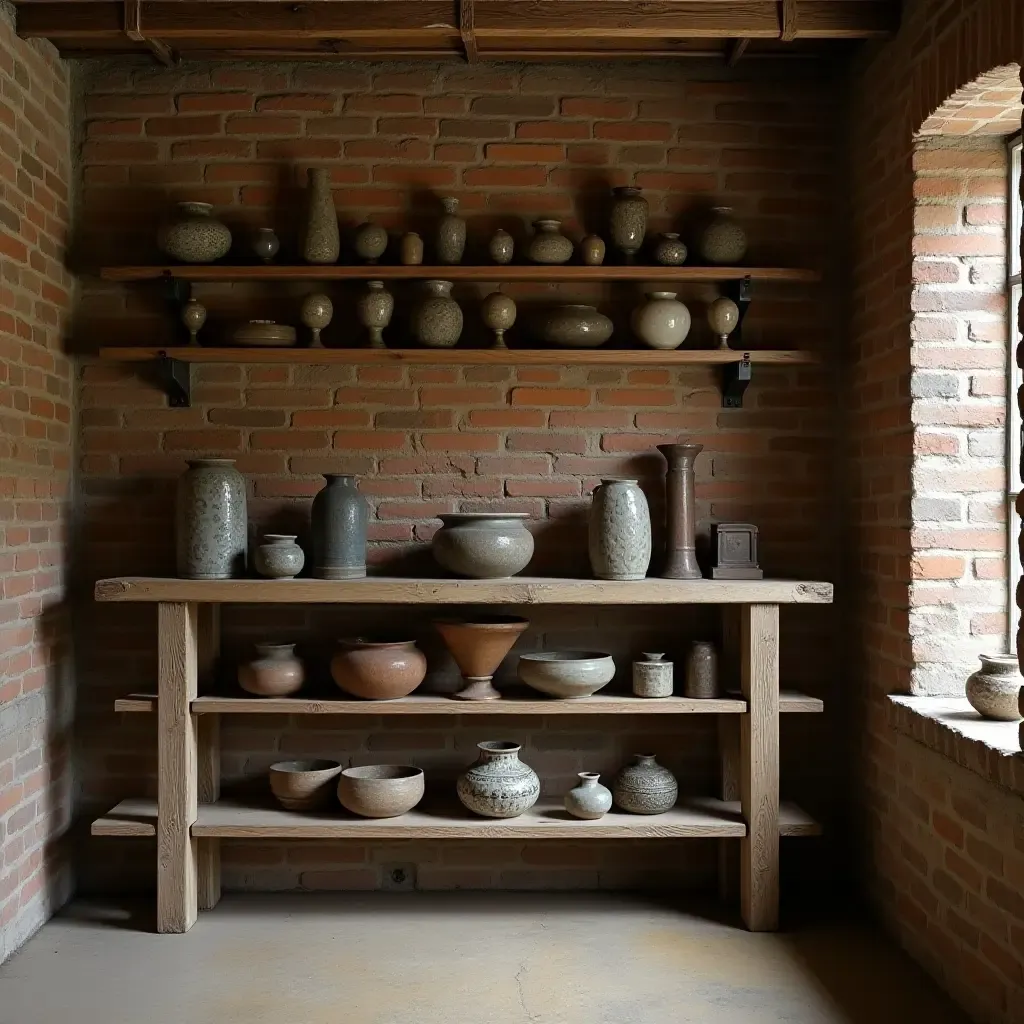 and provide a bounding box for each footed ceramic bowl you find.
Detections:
[517,651,615,699]
[269,759,342,811]
[337,765,425,818]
